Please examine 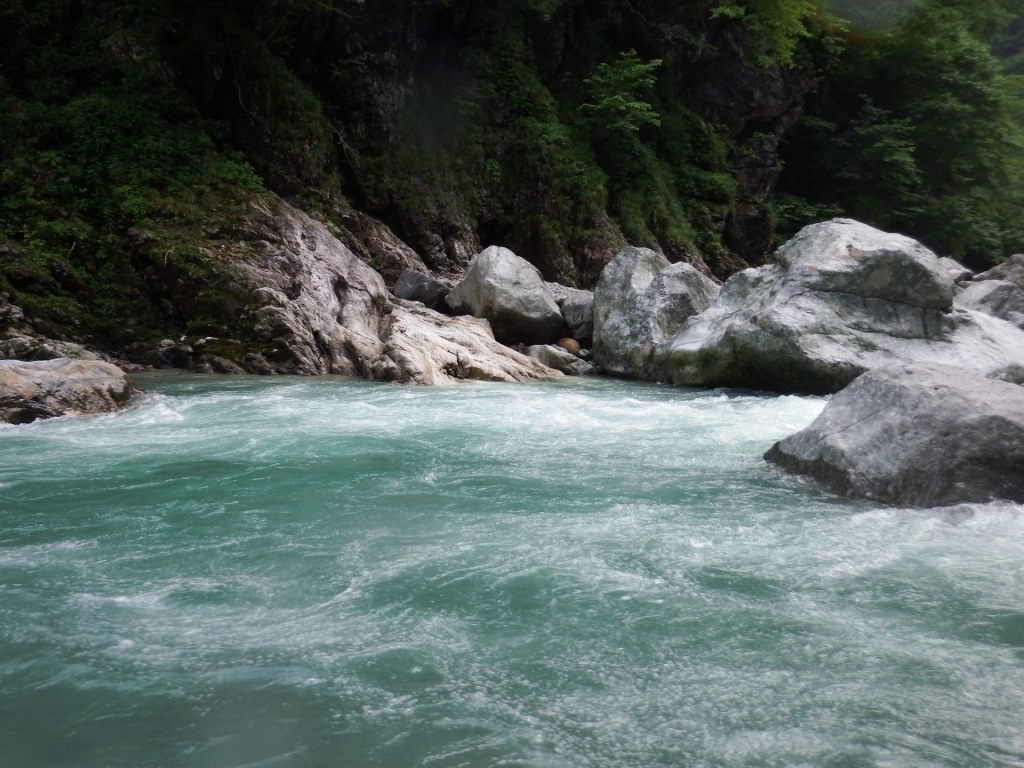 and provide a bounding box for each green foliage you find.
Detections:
[581,51,663,136]
[6,0,1023,356]
[227,53,338,197]
[457,21,611,279]
[711,0,817,64]
[778,1,1024,265]
[0,0,271,343]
